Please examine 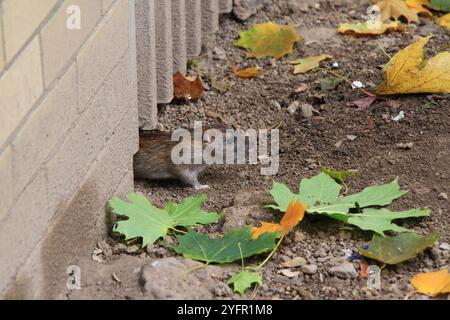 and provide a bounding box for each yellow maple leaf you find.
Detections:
[337,20,404,35]
[251,200,307,239]
[437,12,450,29]
[411,269,450,297]
[235,21,301,59]
[231,61,261,78]
[289,54,332,74]
[376,0,420,23]
[405,0,433,17]
[377,36,450,94]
